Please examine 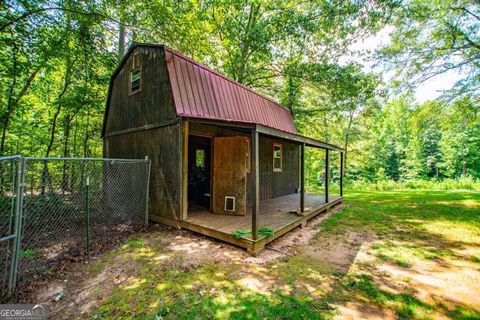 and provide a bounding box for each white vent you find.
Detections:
[224,196,235,212]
